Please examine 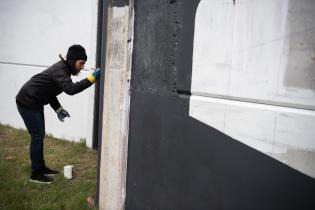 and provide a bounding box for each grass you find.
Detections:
[0,124,98,210]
